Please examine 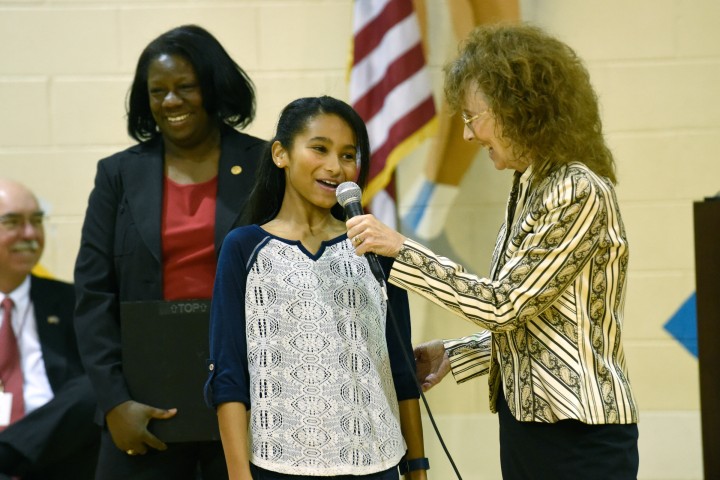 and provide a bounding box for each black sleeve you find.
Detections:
[381,256,420,401]
[73,157,130,416]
